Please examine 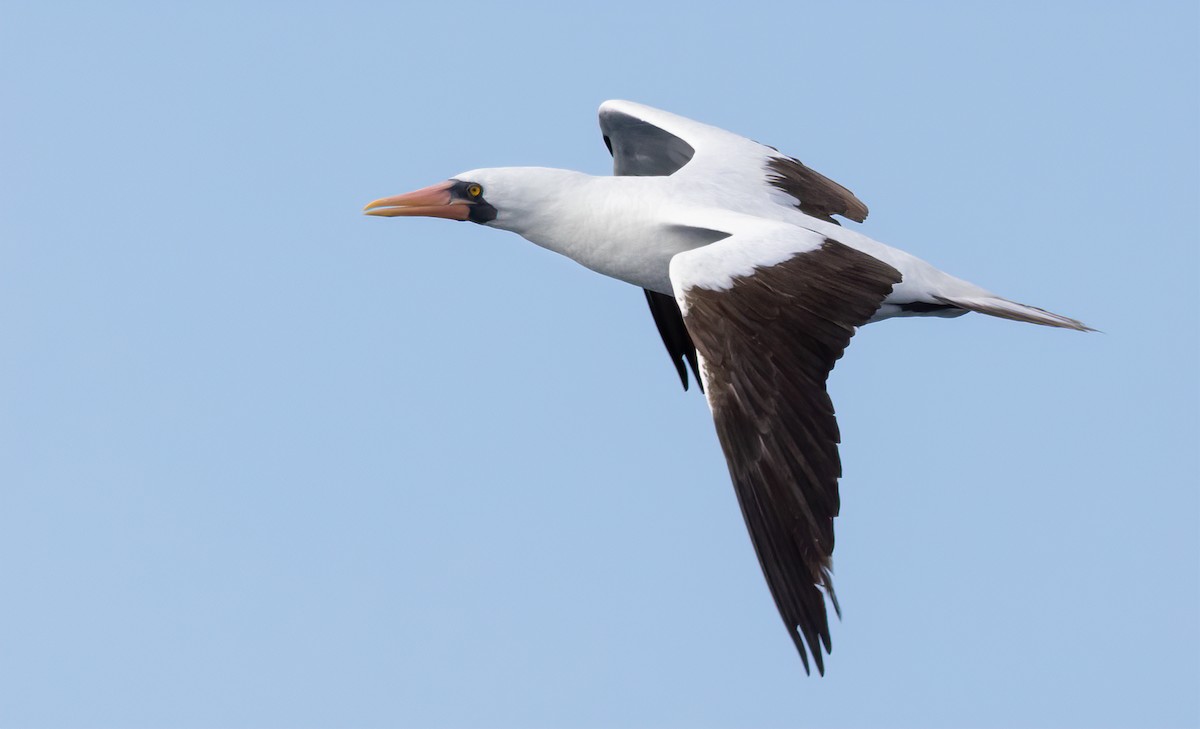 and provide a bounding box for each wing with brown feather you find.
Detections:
[672,235,901,674]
